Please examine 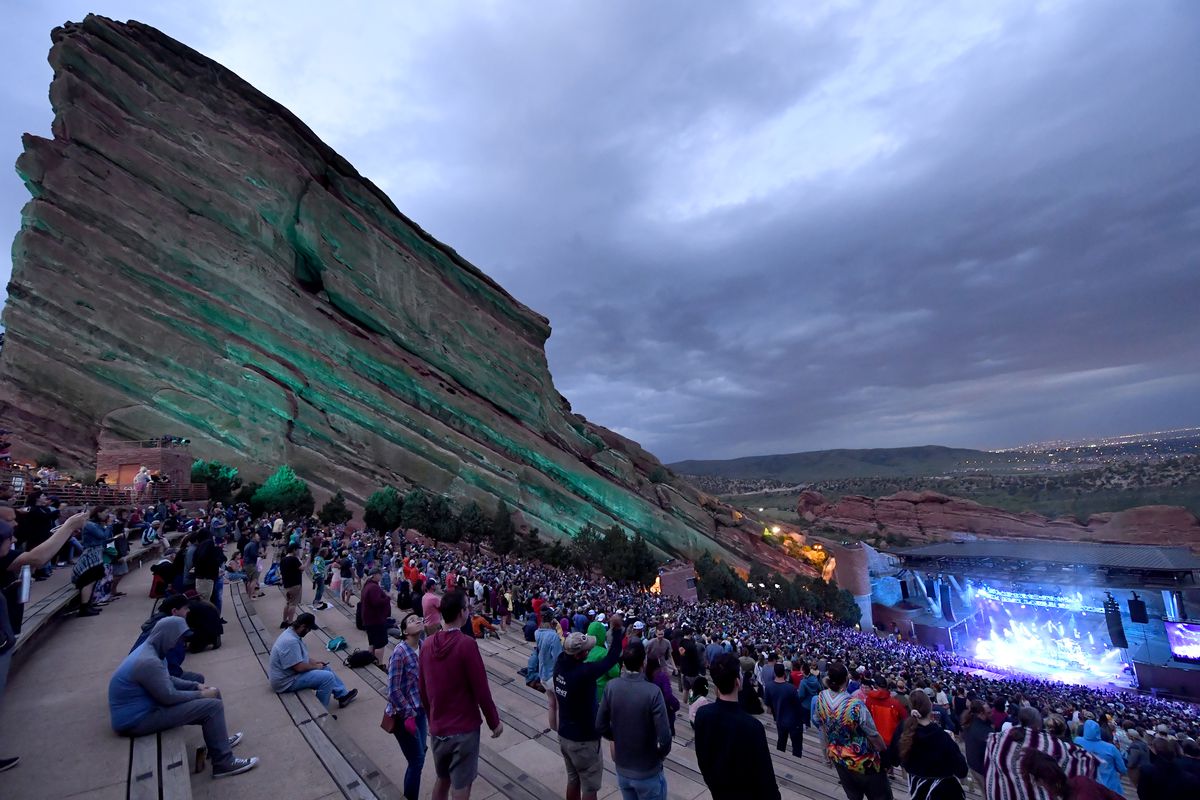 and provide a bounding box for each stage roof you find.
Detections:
[895,541,1200,572]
